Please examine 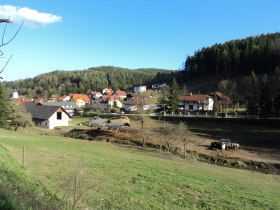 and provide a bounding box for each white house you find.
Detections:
[88,91,103,104]
[151,83,167,90]
[41,101,80,117]
[102,88,113,94]
[134,86,146,93]
[122,96,155,112]
[12,91,19,99]
[100,96,122,110]
[179,94,214,111]
[23,102,70,129]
